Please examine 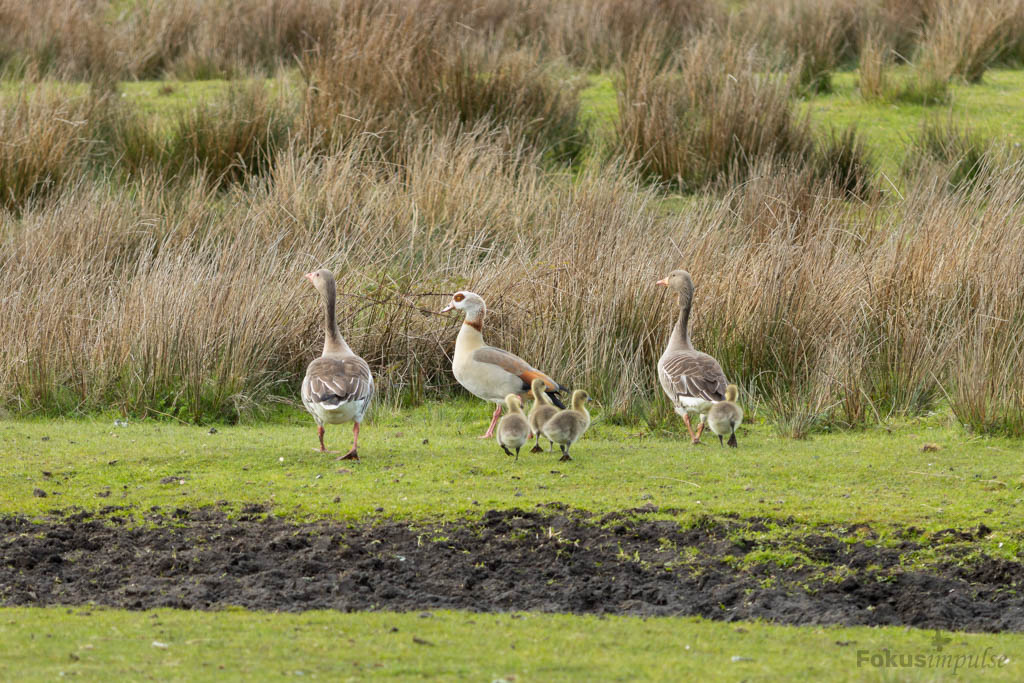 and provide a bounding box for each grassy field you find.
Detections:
[2,607,1020,682]
[3,404,1023,553]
